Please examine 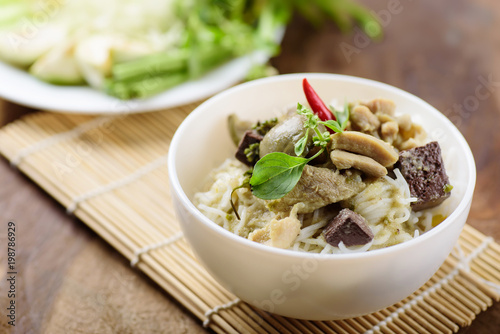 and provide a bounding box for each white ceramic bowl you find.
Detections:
[167,73,476,320]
